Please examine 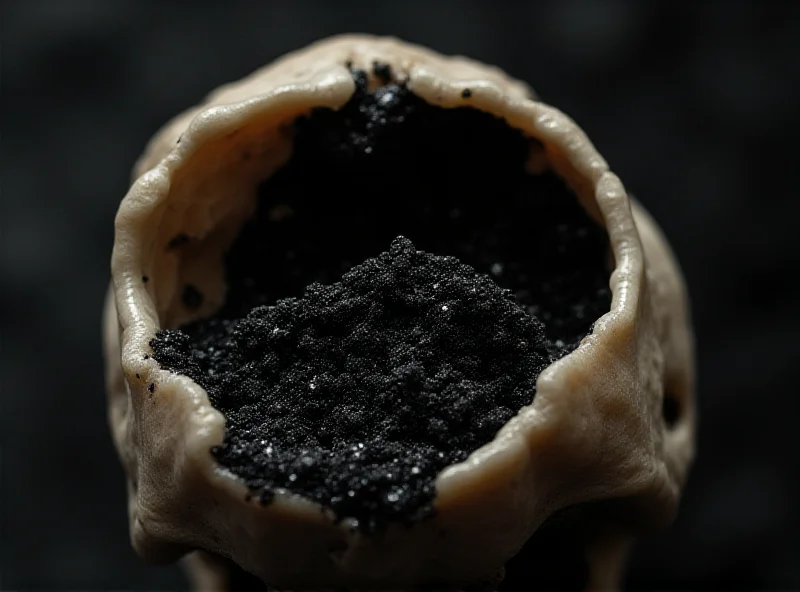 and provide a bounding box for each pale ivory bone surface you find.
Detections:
[104,34,695,589]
